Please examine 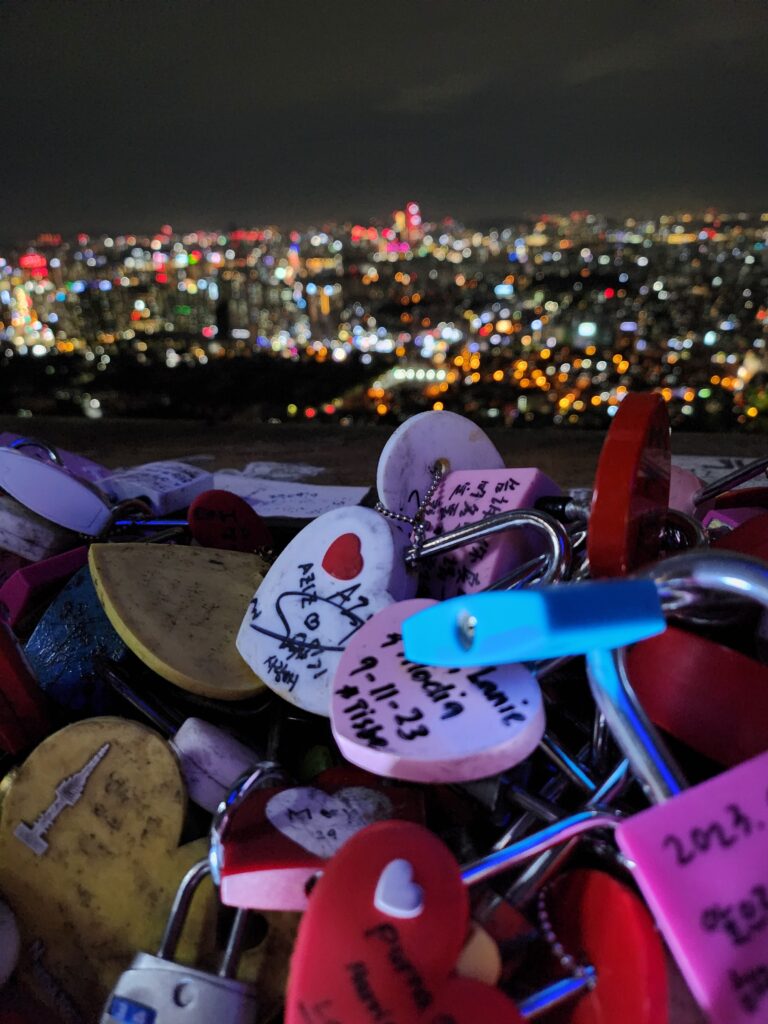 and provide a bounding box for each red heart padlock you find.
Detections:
[543,869,668,1024]
[188,489,273,552]
[588,393,671,577]
[285,818,523,1024]
[626,626,768,766]
[219,767,424,912]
